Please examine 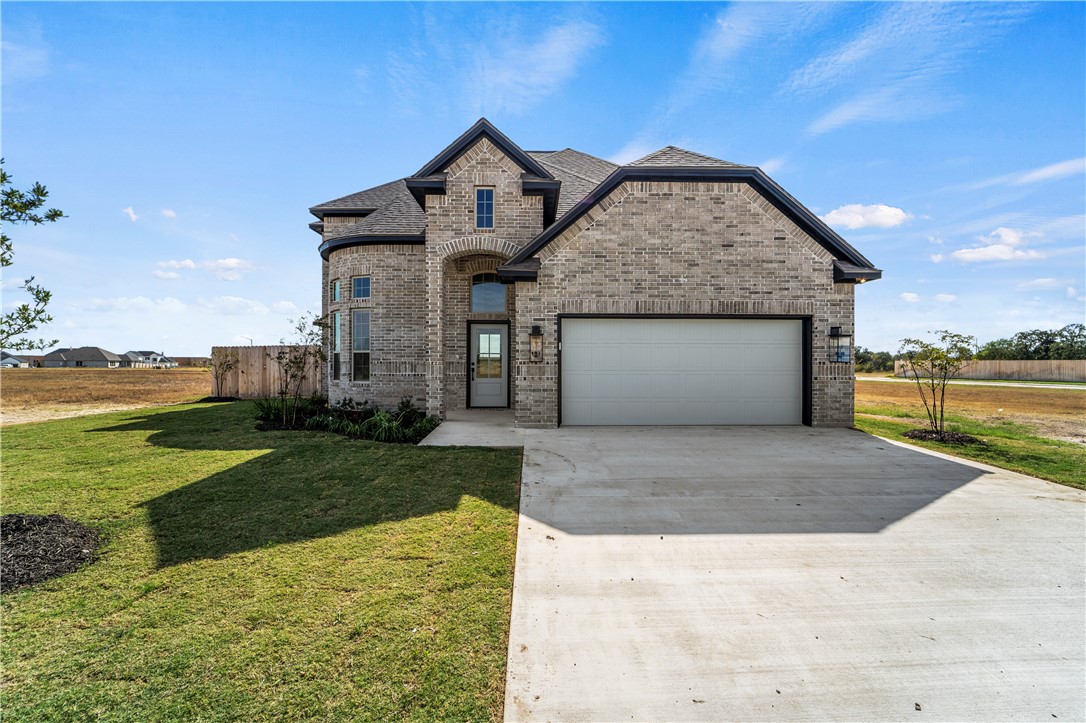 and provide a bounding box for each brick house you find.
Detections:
[312,119,880,428]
